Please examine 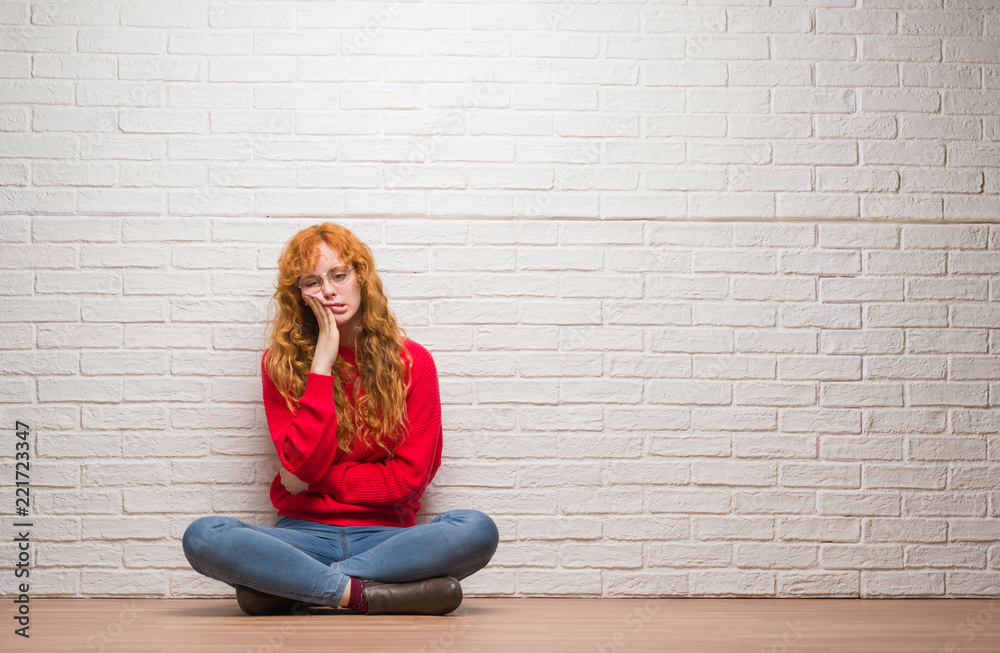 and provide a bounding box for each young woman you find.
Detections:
[182,222,499,616]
